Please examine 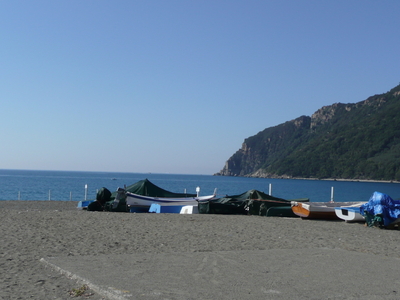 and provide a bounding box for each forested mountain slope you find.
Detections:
[216,84,400,181]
